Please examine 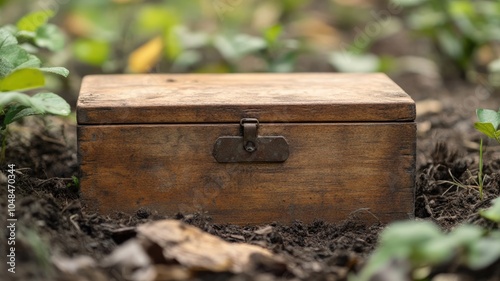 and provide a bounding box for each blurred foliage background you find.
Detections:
[1,0,499,105]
